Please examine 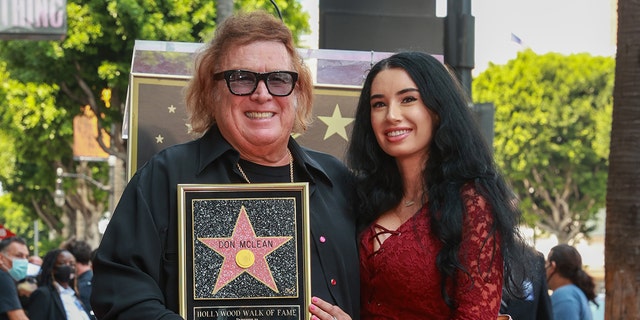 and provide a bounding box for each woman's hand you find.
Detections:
[308,296,352,320]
